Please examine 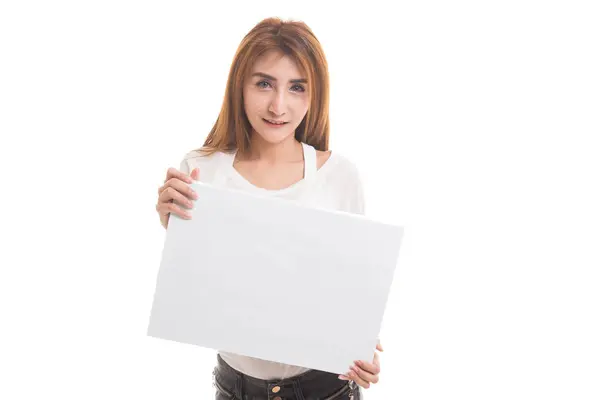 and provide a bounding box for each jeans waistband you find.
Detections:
[214,354,358,399]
